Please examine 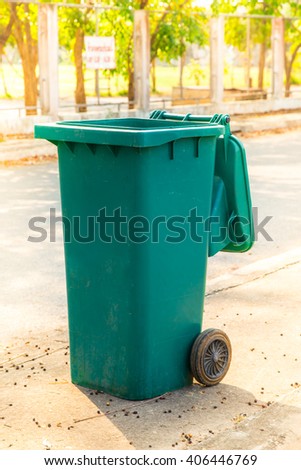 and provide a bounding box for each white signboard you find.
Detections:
[85,36,116,70]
